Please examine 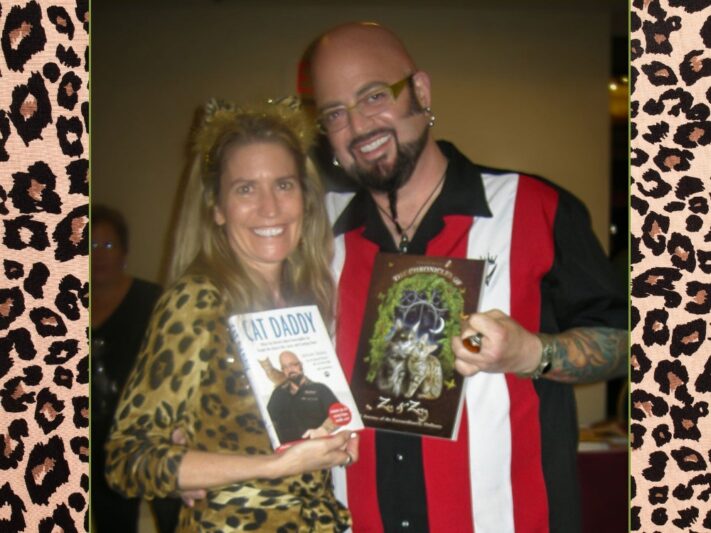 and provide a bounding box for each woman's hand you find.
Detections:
[273,431,360,478]
[172,428,207,507]
[174,427,360,505]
